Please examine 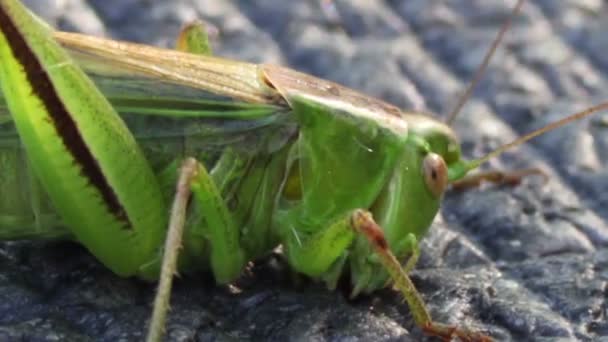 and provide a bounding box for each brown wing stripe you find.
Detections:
[0,6,131,228]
